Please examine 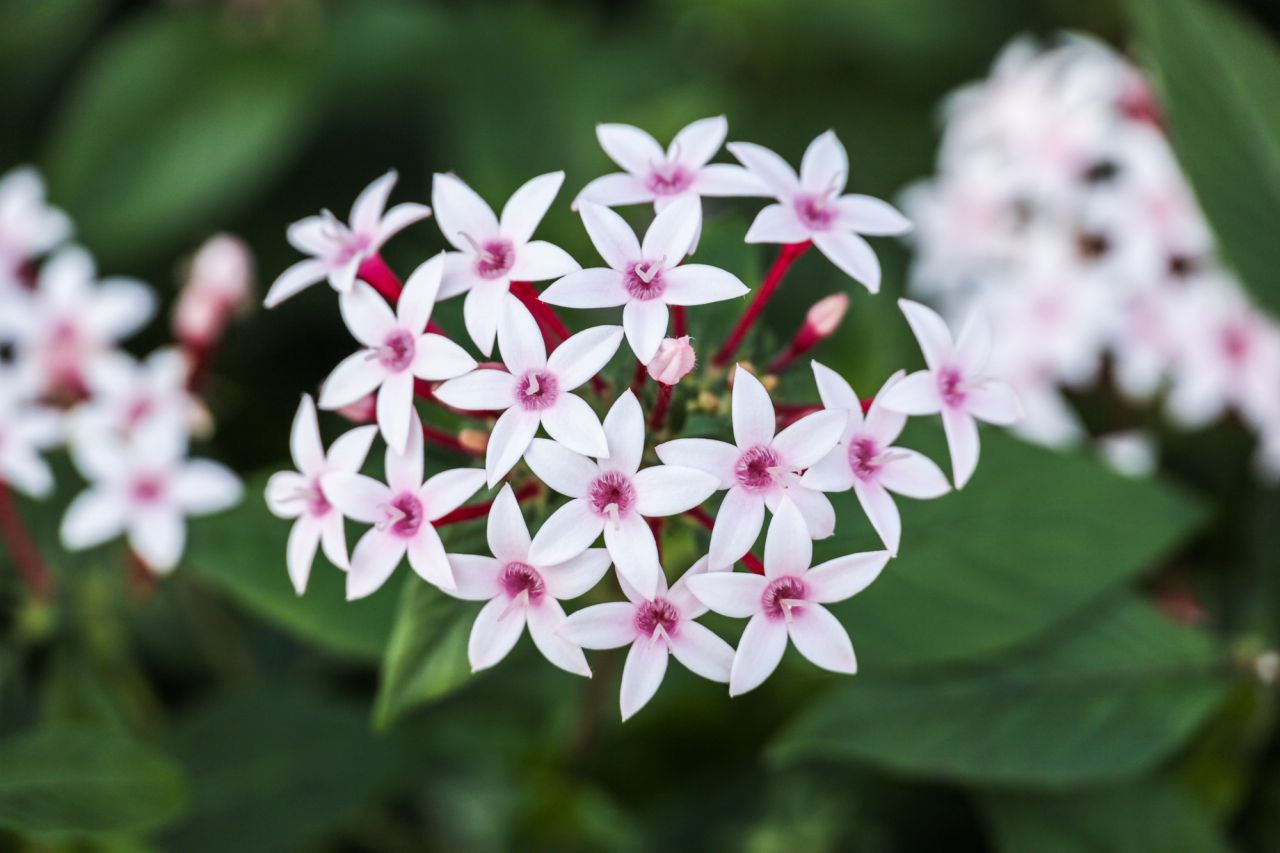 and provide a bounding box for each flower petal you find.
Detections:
[547,325,623,390]
[619,636,669,720]
[669,620,734,682]
[876,370,942,415]
[812,230,880,292]
[529,498,603,567]
[542,394,609,459]
[654,438,738,488]
[838,194,912,236]
[670,115,727,168]
[578,202,641,271]
[468,595,526,671]
[898,299,955,370]
[799,130,847,193]
[596,123,665,176]
[61,487,125,550]
[509,240,580,282]
[496,294,546,371]
[744,203,810,244]
[788,602,856,674]
[727,141,800,199]
[346,530,404,599]
[694,163,769,197]
[661,264,749,306]
[955,311,992,376]
[806,551,891,604]
[500,171,563,245]
[603,512,661,598]
[707,487,765,570]
[539,268,628,308]
[800,450,854,493]
[487,483,532,564]
[574,173,653,209]
[289,394,325,474]
[263,259,327,308]
[527,599,591,676]
[878,449,950,499]
[731,365,775,448]
[397,253,444,334]
[777,484,836,539]
[641,195,701,261]
[729,613,787,696]
[541,547,612,600]
[811,360,859,413]
[432,172,499,251]
[854,477,901,556]
[772,409,847,469]
[349,170,397,235]
[265,471,308,519]
[448,553,503,601]
[600,390,645,475]
[339,282,398,348]
[422,467,486,521]
[523,438,598,498]
[967,381,1023,426]
[286,516,322,595]
[172,460,242,516]
[376,371,415,456]
[410,334,476,382]
[375,202,432,247]
[622,300,668,365]
[321,472,392,524]
[129,507,186,573]
[463,279,510,359]
[942,407,981,489]
[763,497,812,578]
[560,602,637,649]
[633,466,718,517]
[684,571,768,618]
[407,524,455,591]
[433,368,516,411]
[319,351,385,410]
